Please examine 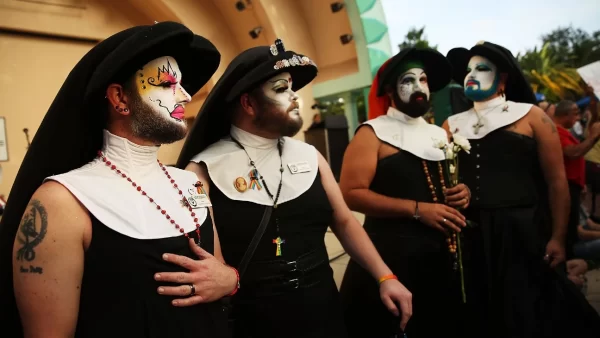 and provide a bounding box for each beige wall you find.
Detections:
[0,32,94,197]
[0,0,360,197]
[0,0,139,40]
